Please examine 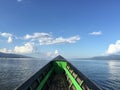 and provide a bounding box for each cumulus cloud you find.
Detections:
[0,32,80,58]
[0,45,59,59]
[46,50,59,58]
[30,49,59,59]
[8,37,13,43]
[106,40,120,55]
[0,32,12,37]
[24,32,80,45]
[0,42,35,54]
[0,32,13,43]
[0,48,12,53]
[89,31,102,36]
[0,32,80,45]
[14,42,34,54]
[55,50,59,56]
